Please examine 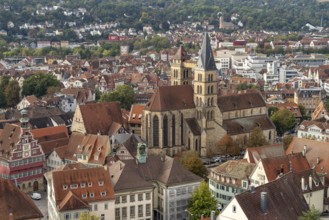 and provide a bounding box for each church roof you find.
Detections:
[172,46,190,61]
[197,33,217,71]
[145,85,195,112]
